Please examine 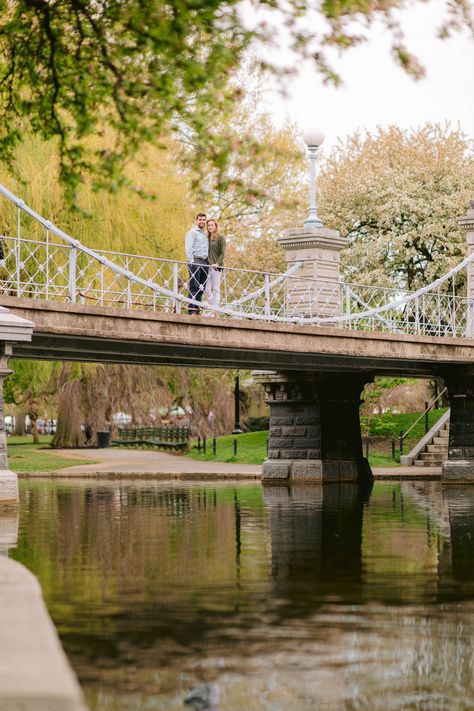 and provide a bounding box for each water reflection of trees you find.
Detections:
[9,480,474,710]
